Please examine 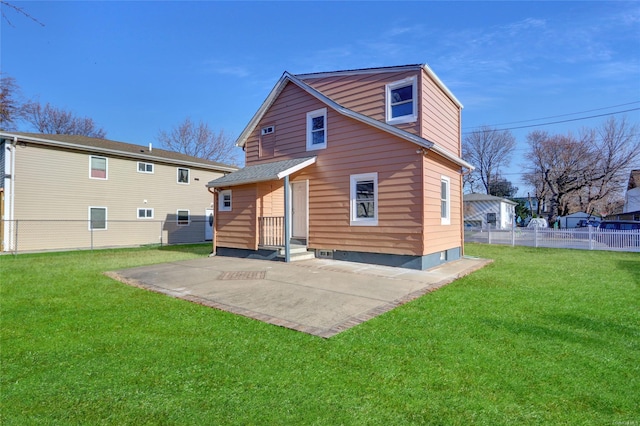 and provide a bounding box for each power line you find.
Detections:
[462,107,640,134]
[462,100,640,130]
